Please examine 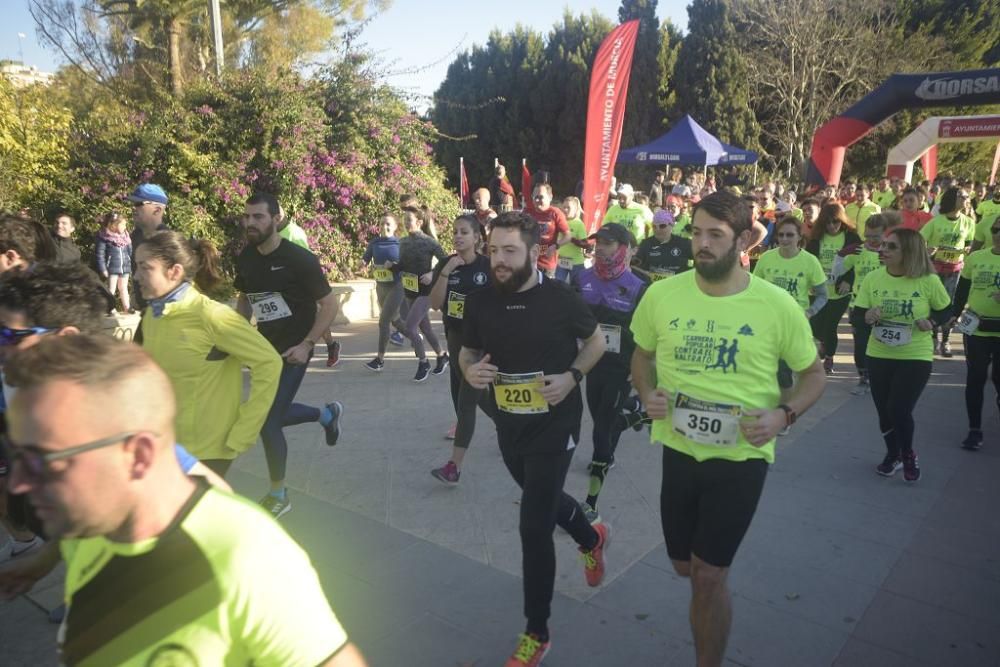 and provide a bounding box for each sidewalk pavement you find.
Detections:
[2,315,998,666]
